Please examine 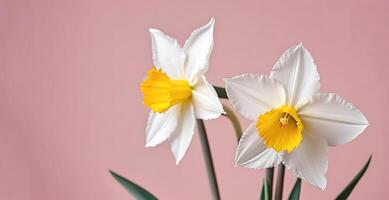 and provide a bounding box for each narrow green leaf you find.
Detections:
[260,178,271,200]
[213,86,228,99]
[260,182,265,200]
[109,170,158,200]
[335,155,372,200]
[288,178,301,200]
